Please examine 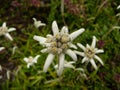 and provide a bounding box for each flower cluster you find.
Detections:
[0,22,16,66]
[33,21,85,76]
[0,17,104,80]
[32,20,104,76]
[0,22,17,82]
